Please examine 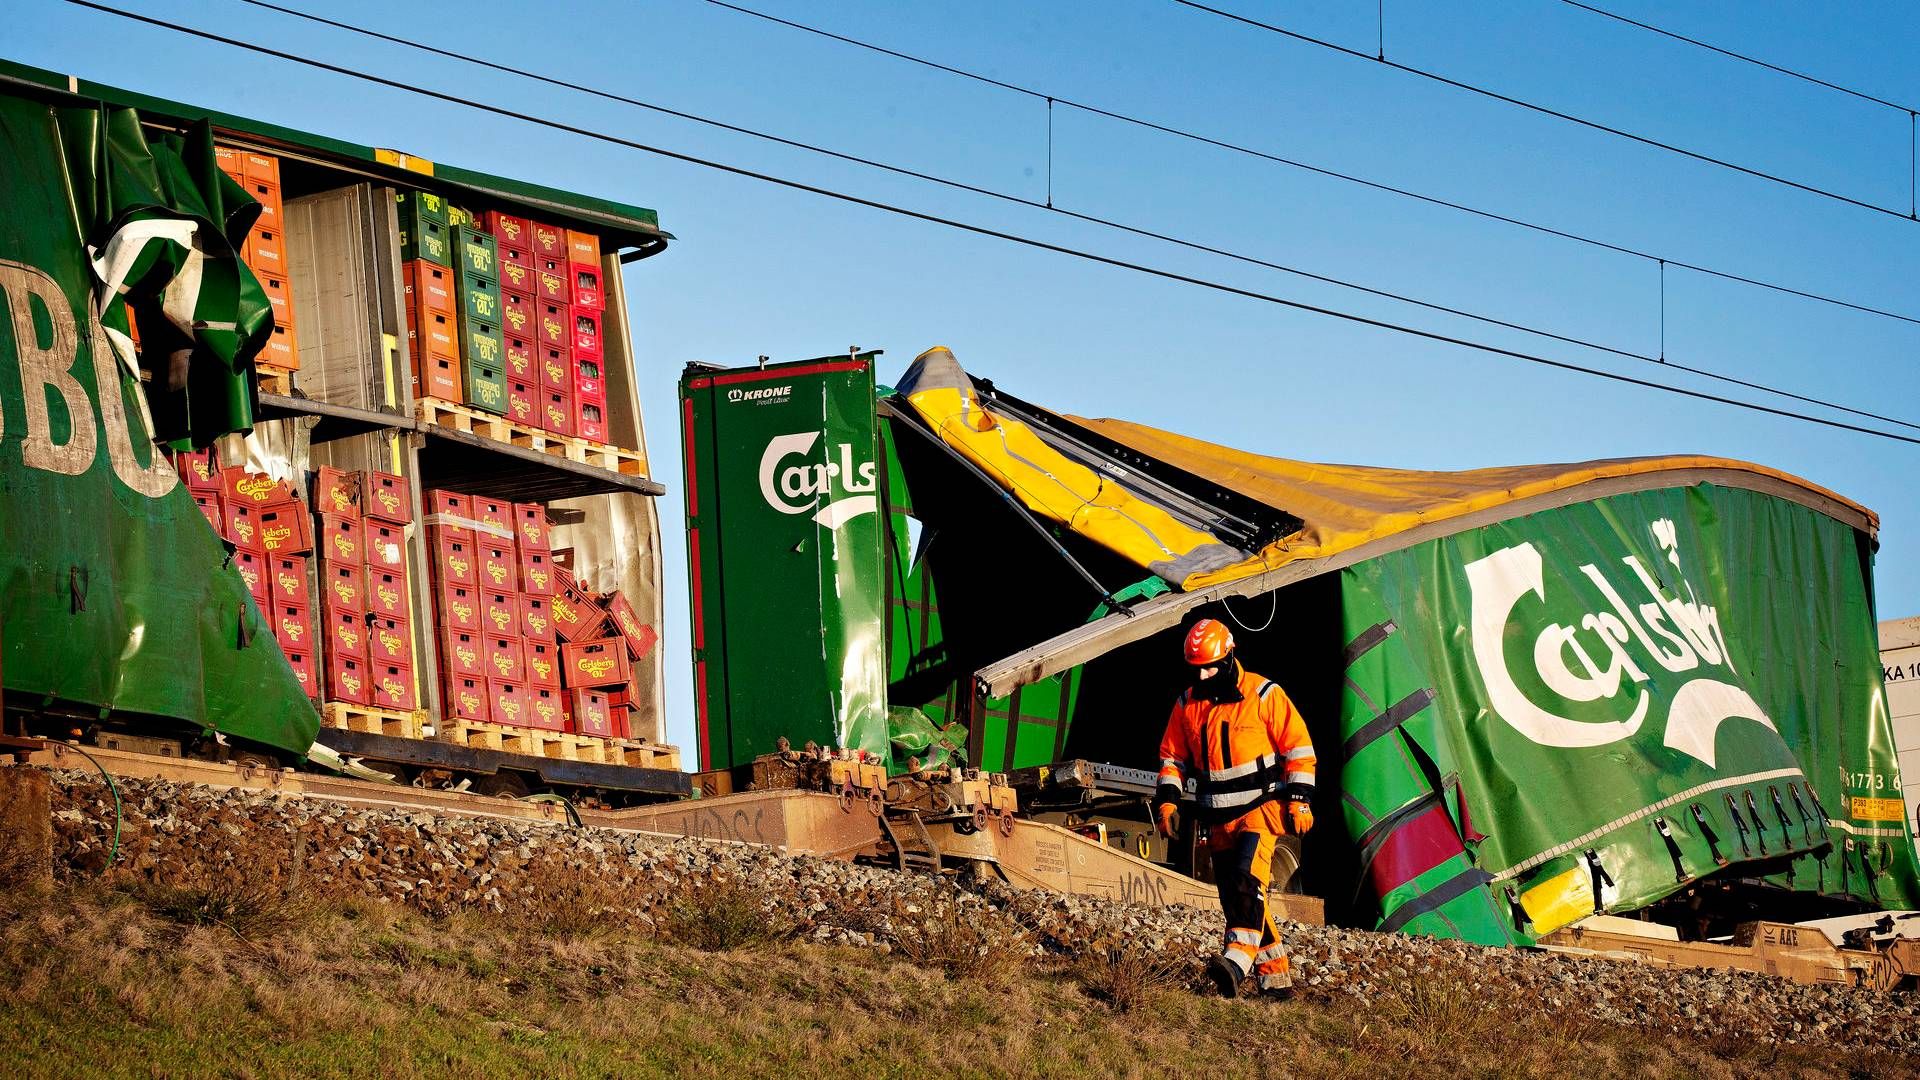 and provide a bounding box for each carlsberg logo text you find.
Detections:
[758,431,878,528]
[1465,519,1776,769]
